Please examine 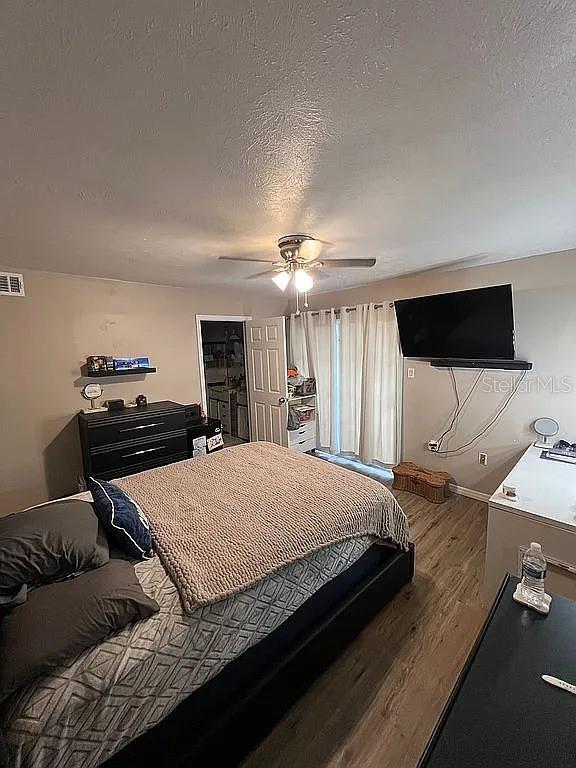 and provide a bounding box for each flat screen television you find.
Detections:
[394,284,515,360]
